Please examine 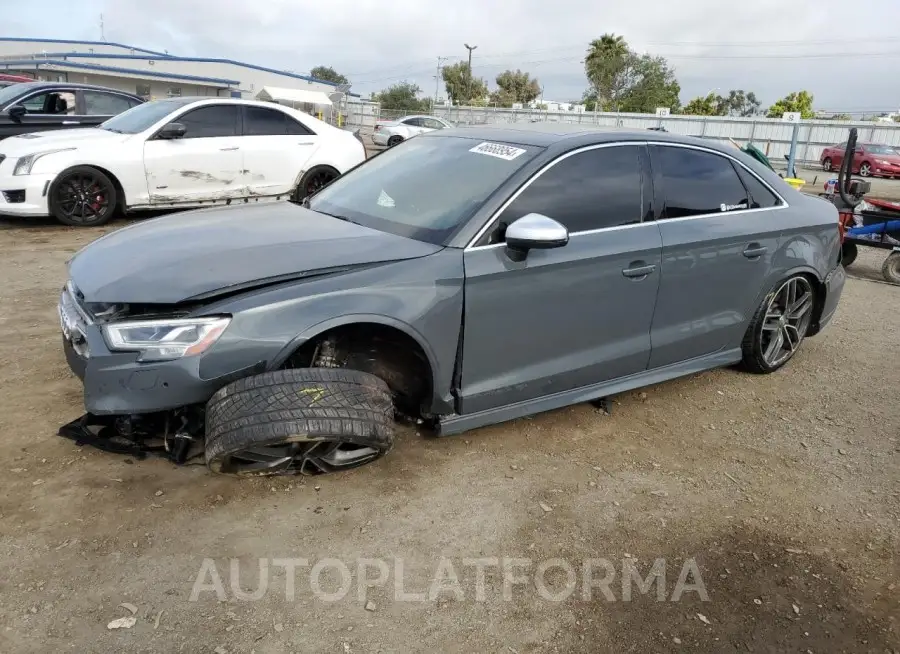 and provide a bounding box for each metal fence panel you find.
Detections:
[423,106,900,165]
